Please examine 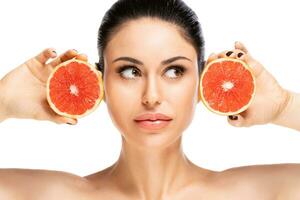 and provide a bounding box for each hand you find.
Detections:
[0,48,88,124]
[206,41,290,127]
